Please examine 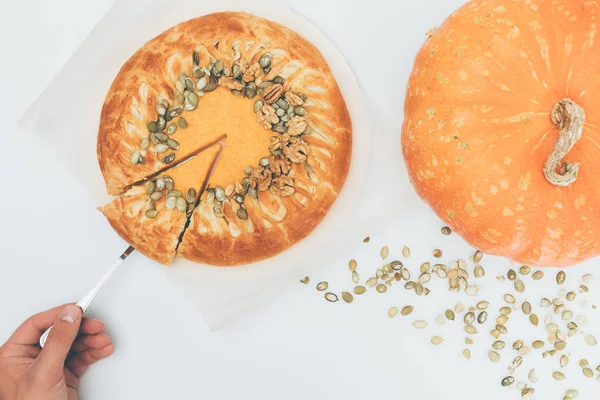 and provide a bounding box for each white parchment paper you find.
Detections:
[20,0,372,329]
